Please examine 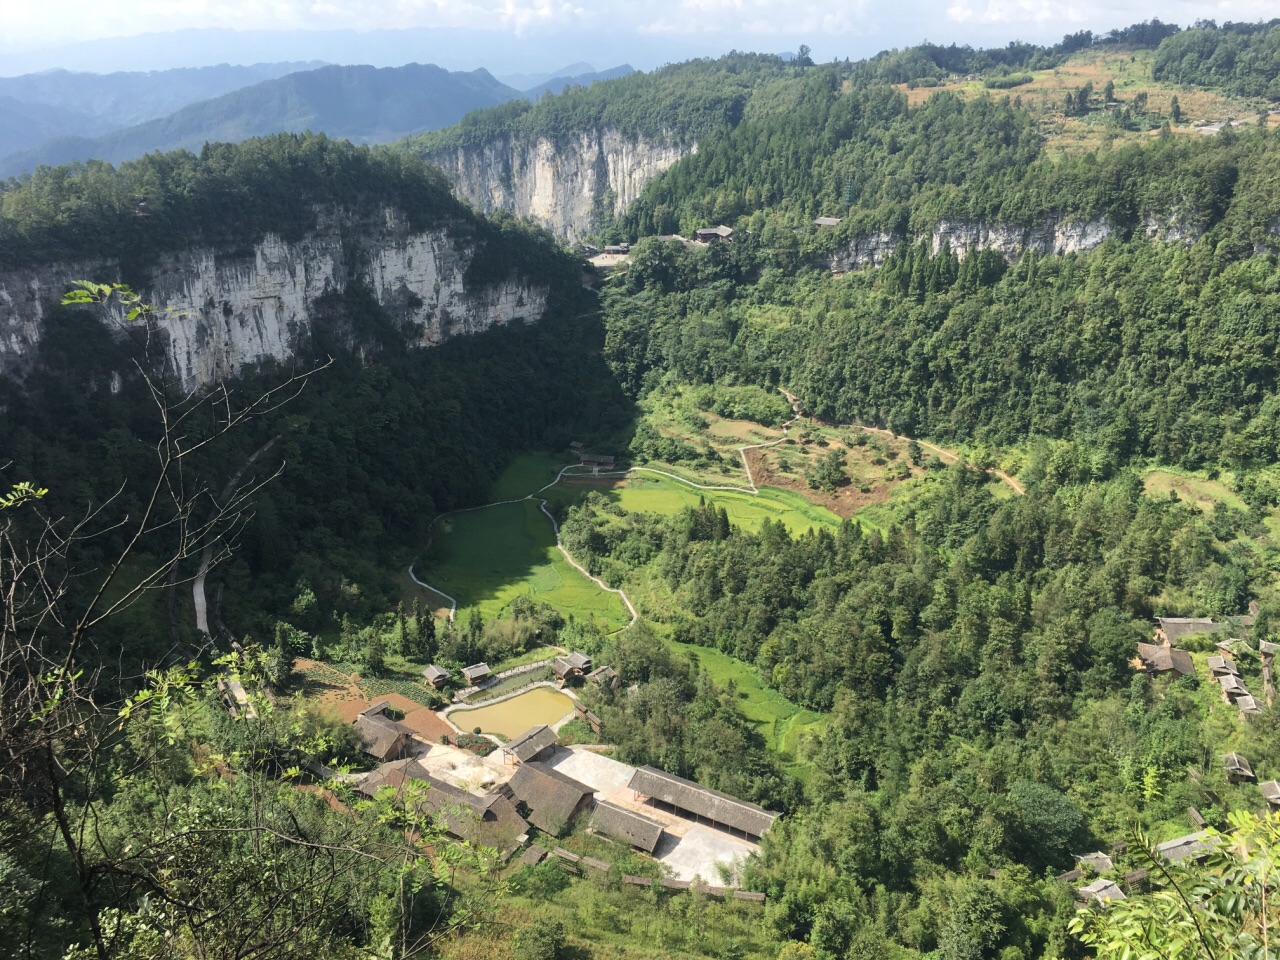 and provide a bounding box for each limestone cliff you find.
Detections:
[0,207,548,389]
[425,129,692,241]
